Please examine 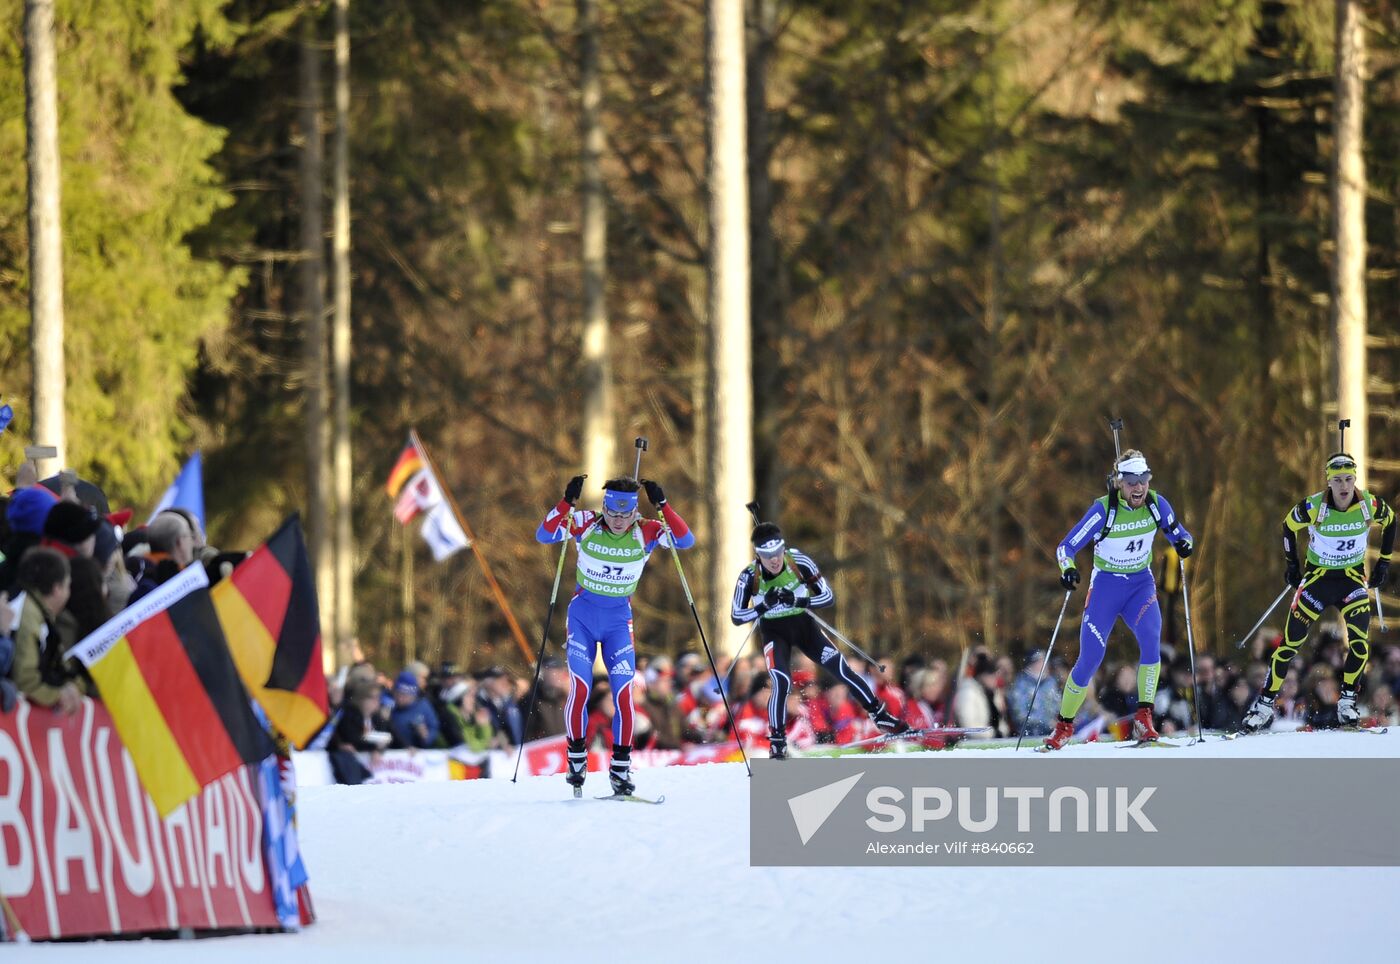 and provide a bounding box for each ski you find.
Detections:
[1113,739,1181,749]
[593,793,666,805]
[841,726,990,750]
[1224,725,1388,741]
